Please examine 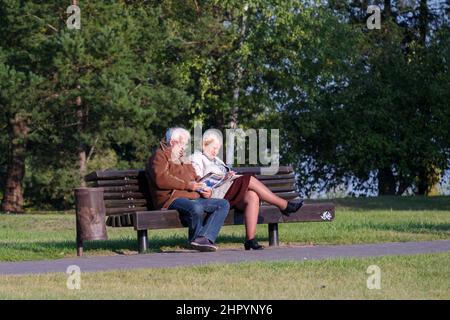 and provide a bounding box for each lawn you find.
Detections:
[0,196,449,262]
[0,252,448,299]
